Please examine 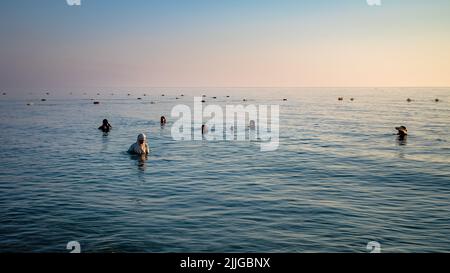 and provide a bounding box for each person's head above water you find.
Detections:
[99,119,112,132]
[395,126,408,136]
[128,133,150,155]
[160,116,167,124]
[137,133,147,144]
